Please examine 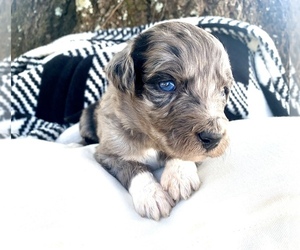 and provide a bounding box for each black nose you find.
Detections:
[198,131,222,151]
